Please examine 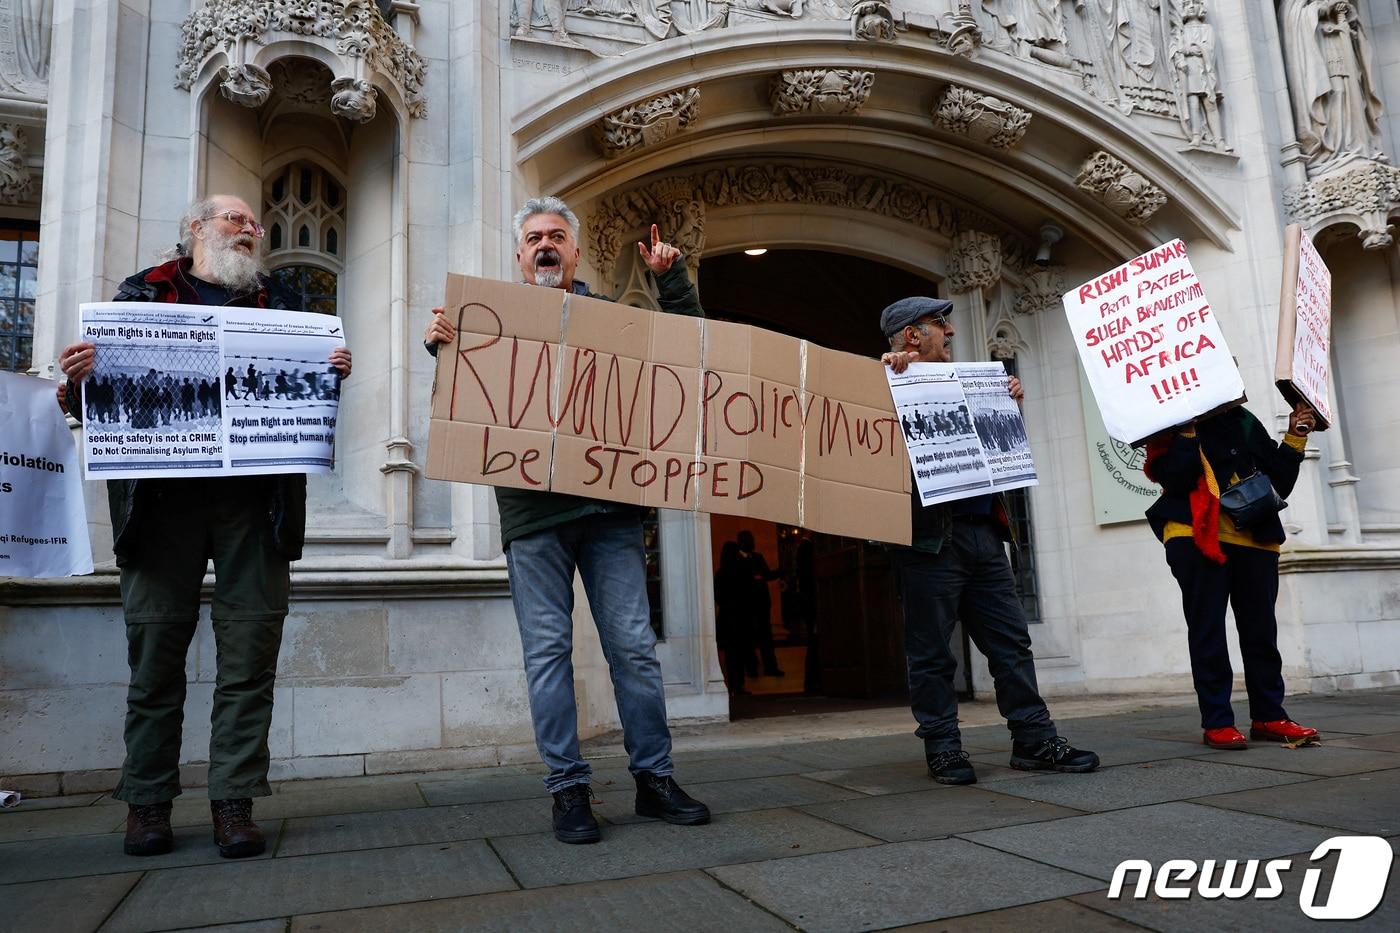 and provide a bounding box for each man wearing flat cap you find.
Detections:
[880,297,1098,785]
